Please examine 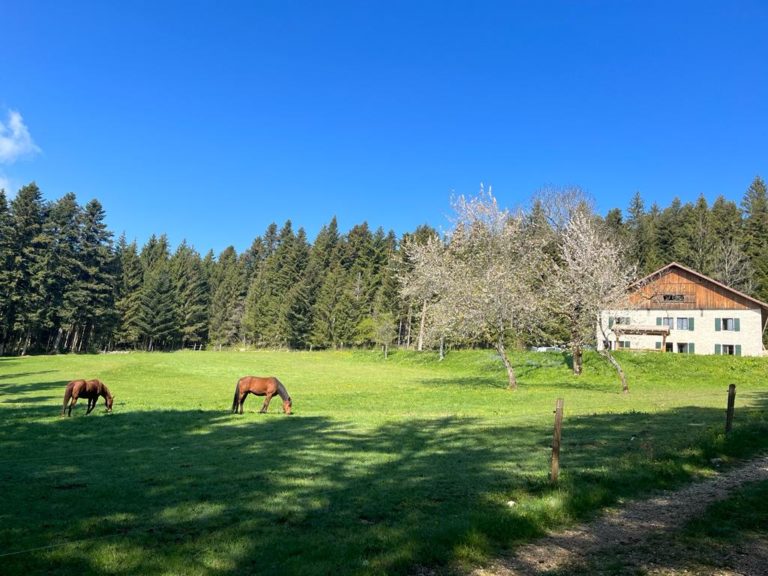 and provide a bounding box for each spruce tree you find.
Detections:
[170,242,210,348]
[310,262,350,348]
[0,190,14,353]
[209,247,245,348]
[686,194,716,275]
[741,176,768,301]
[137,266,180,350]
[73,199,117,351]
[43,193,81,352]
[115,237,144,348]
[8,183,47,354]
[301,217,341,345]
